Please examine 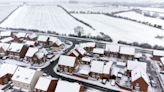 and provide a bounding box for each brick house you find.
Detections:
[119,46,135,60]
[152,50,164,61]
[102,61,113,79]
[49,37,63,47]
[75,48,86,58]
[14,32,27,42]
[93,48,105,56]
[0,43,10,56]
[0,31,13,39]
[26,33,37,41]
[105,44,120,58]
[81,57,92,65]
[37,35,49,46]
